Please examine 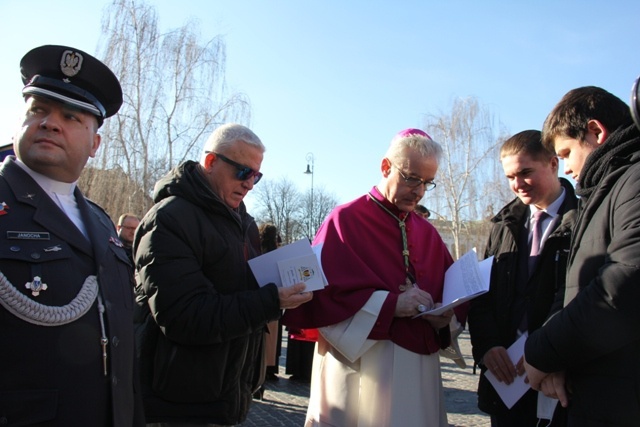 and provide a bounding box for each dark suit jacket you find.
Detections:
[468,178,577,422]
[0,157,143,426]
